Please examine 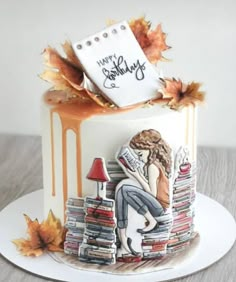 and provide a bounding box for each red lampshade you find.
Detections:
[87,158,110,182]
